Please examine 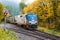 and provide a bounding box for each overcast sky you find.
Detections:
[0,0,35,4]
